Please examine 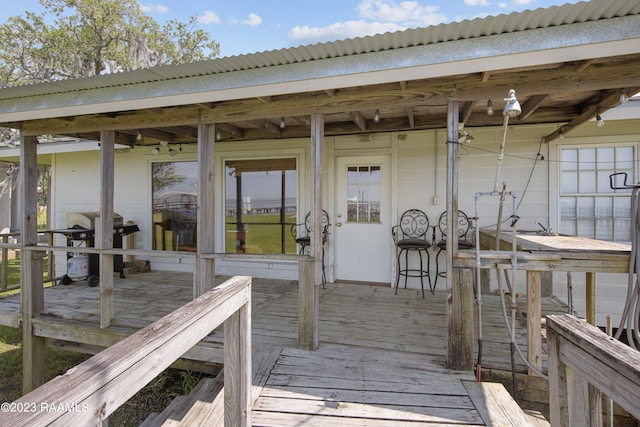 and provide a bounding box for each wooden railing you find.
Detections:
[547,314,640,426]
[0,232,54,291]
[0,275,252,427]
